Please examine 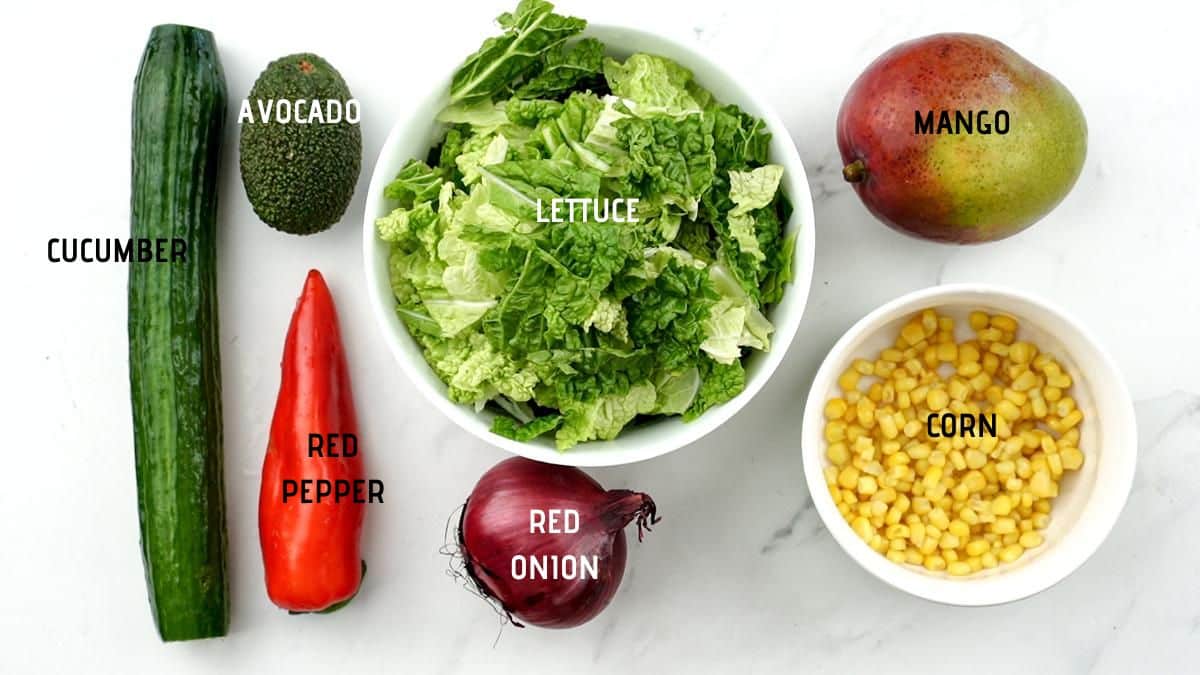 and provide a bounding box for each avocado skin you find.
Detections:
[240,53,361,235]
